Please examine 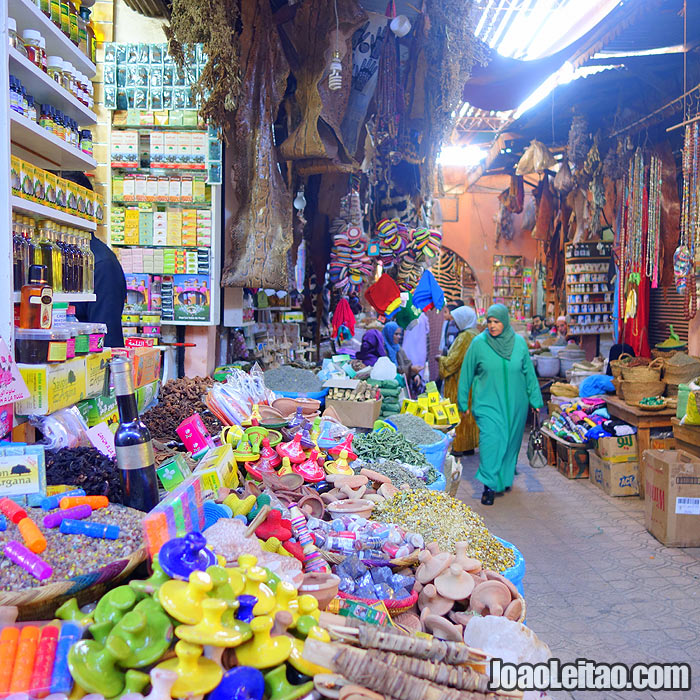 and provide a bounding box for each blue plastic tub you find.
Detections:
[417,430,453,473]
[275,388,329,402]
[425,470,446,491]
[495,536,526,596]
